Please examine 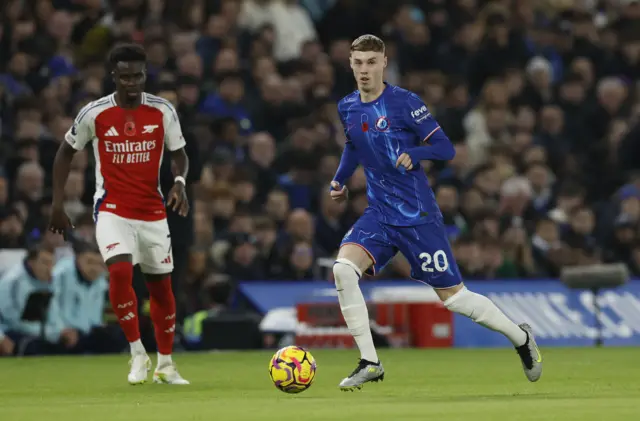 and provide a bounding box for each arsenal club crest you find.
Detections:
[124,116,136,136]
